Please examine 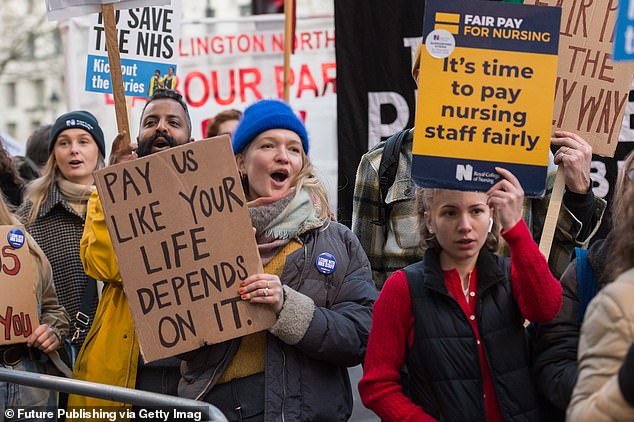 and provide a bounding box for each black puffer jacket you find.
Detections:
[531,237,610,421]
[404,248,539,422]
[178,221,377,421]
